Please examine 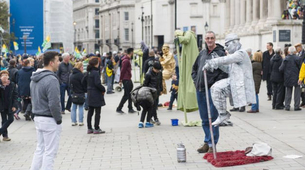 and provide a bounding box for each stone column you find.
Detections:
[257,0,268,30]
[229,0,235,31]
[265,0,282,26]
[239,0,246,31]
[245,0,253,28]
[225,0,231,33]
[219,0,227,35]
[233,0,240,31]
[251,0,259,28]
